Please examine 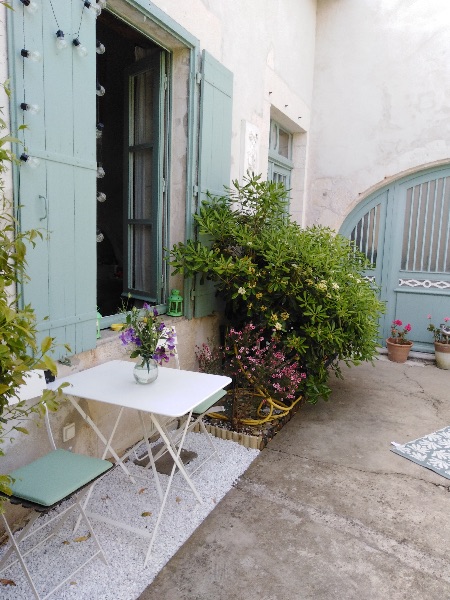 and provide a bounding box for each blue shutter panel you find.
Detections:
[195,50,233,318]
[8,2,97,358]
